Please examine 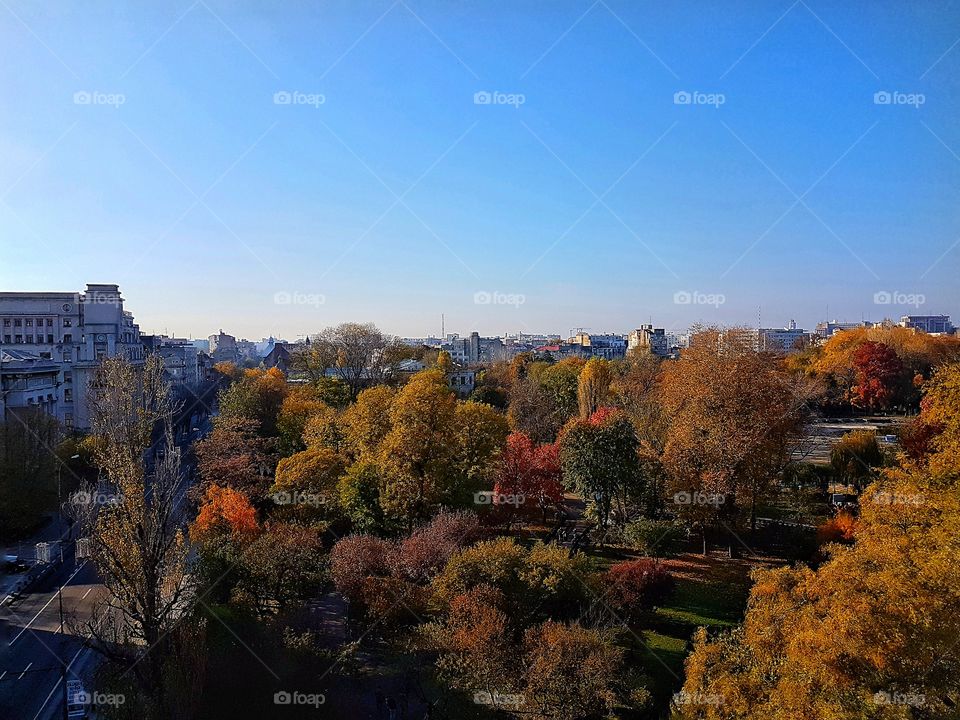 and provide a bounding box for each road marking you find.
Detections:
[33,647,85,720]
[9,561,86,646]
[0,670,6,680]
[81,588,92,601]
[19,662,32,679]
